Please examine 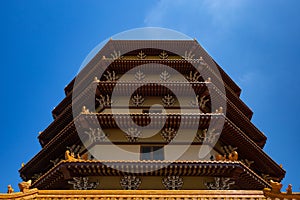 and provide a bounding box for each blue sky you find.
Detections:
[0,0,300,192]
